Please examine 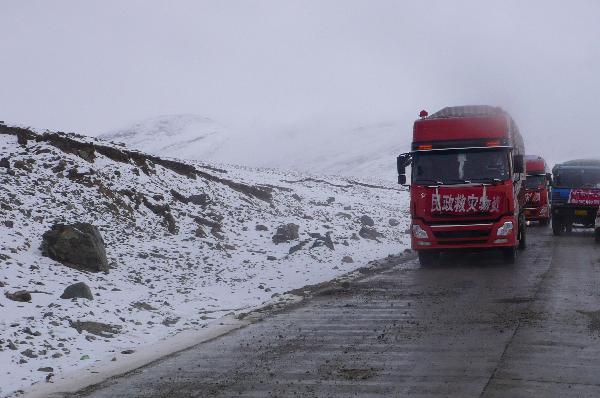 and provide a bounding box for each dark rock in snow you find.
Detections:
[21,348,38,358]
[194,226,207,238]
[359,226,383,240]
[326,197,335,203]
[389,218,400,226]
[267,255,277,261]
[16,130,28,146]
[342,256,354,263]
[188,194,210,206]
[335,212,352,219]
[289,240,310,254]
[291,193,302,202]
[360,215,375,227]
[255,224,269,231]
[60,282,93,300]
[41,223,109,273]
[310,232,335,250]
[70,321,121,338]
[5,290,32,302]
[0,157,9,169]
[162,316,180,327]
[272,223,300,244]
[38,367,54,372]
